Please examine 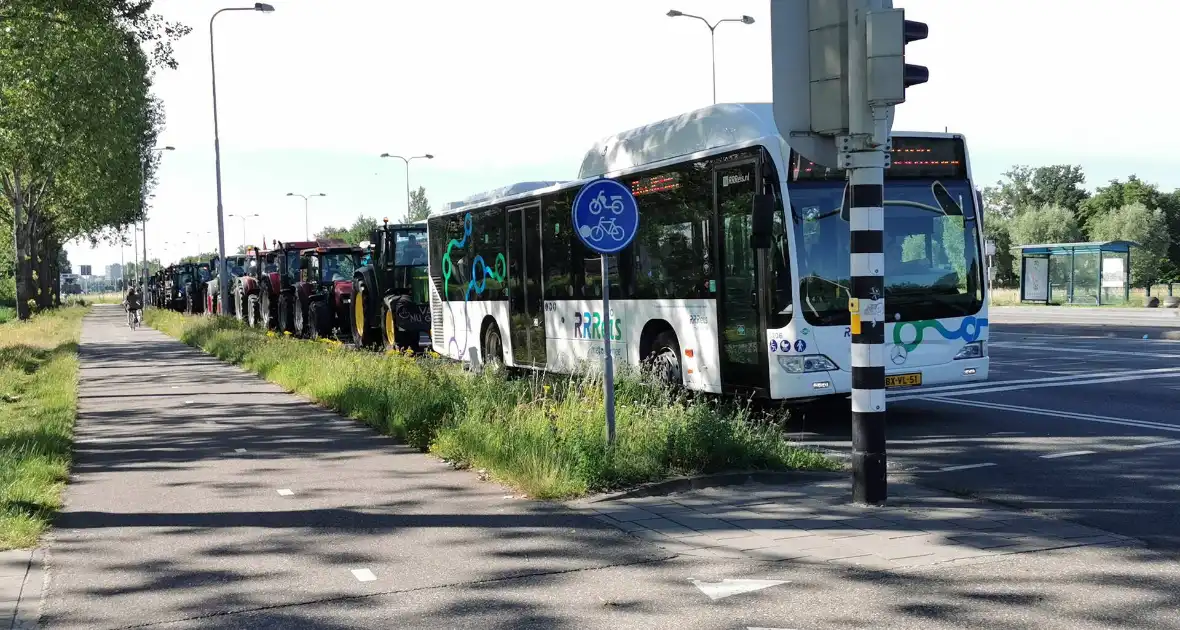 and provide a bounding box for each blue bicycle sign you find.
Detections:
[572,178,639,255]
